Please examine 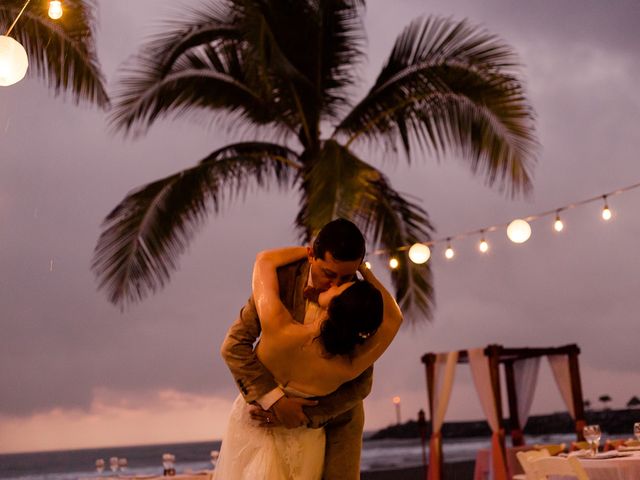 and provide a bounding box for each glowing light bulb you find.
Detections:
[48,1,63,20]
[445,245,455,259]
[601,196,612,221]
[479,237,489,253]
[364,261,372,270]
[444,238,455,259]
[0,35,29,86]
[389,257,399,269]
[392,396,401,405]
[506,219,532,244]
[408,243,431,264]
[554,214,564,232]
